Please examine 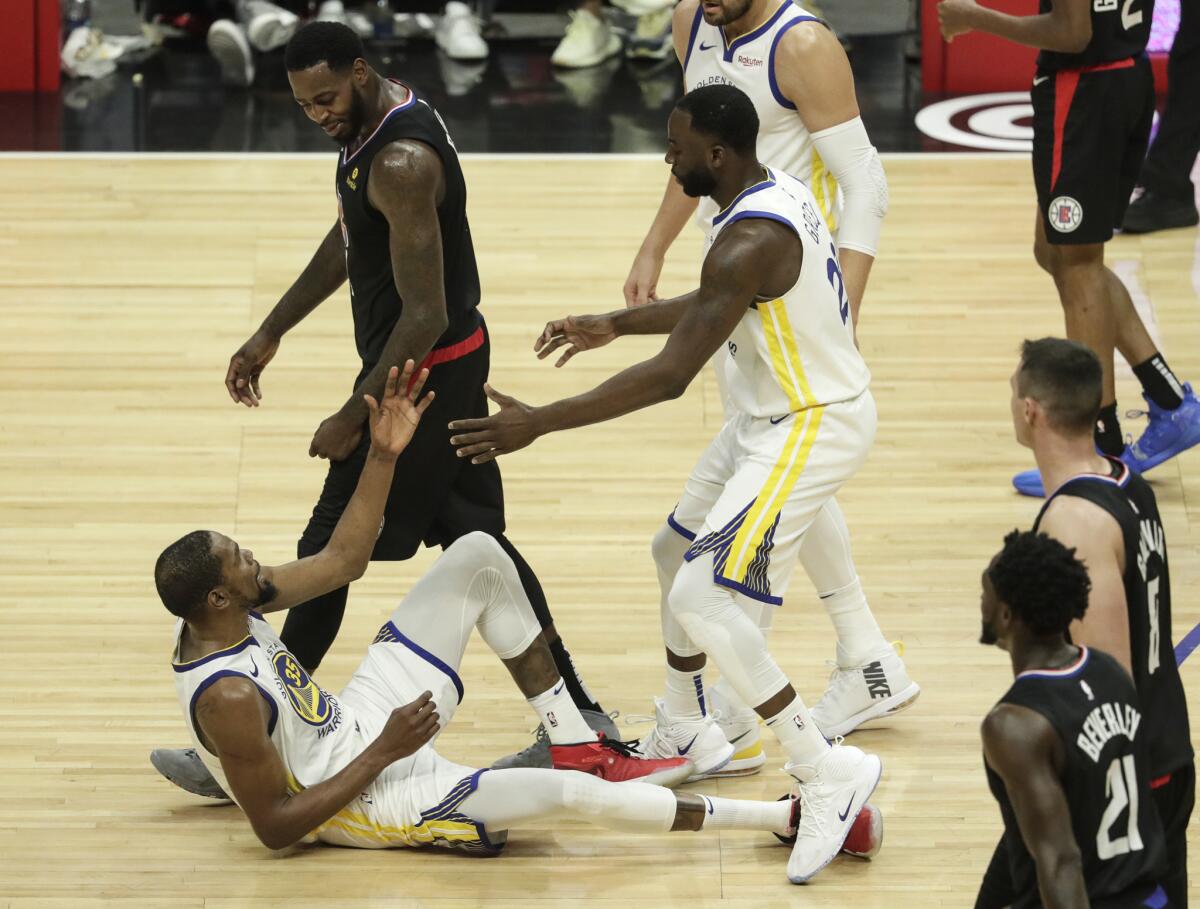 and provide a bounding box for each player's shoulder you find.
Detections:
[982,702,1055,766]
[1041,489,1123,541]
[673,0,702,61]
[773,12,840,65]
[196,673,263,713]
